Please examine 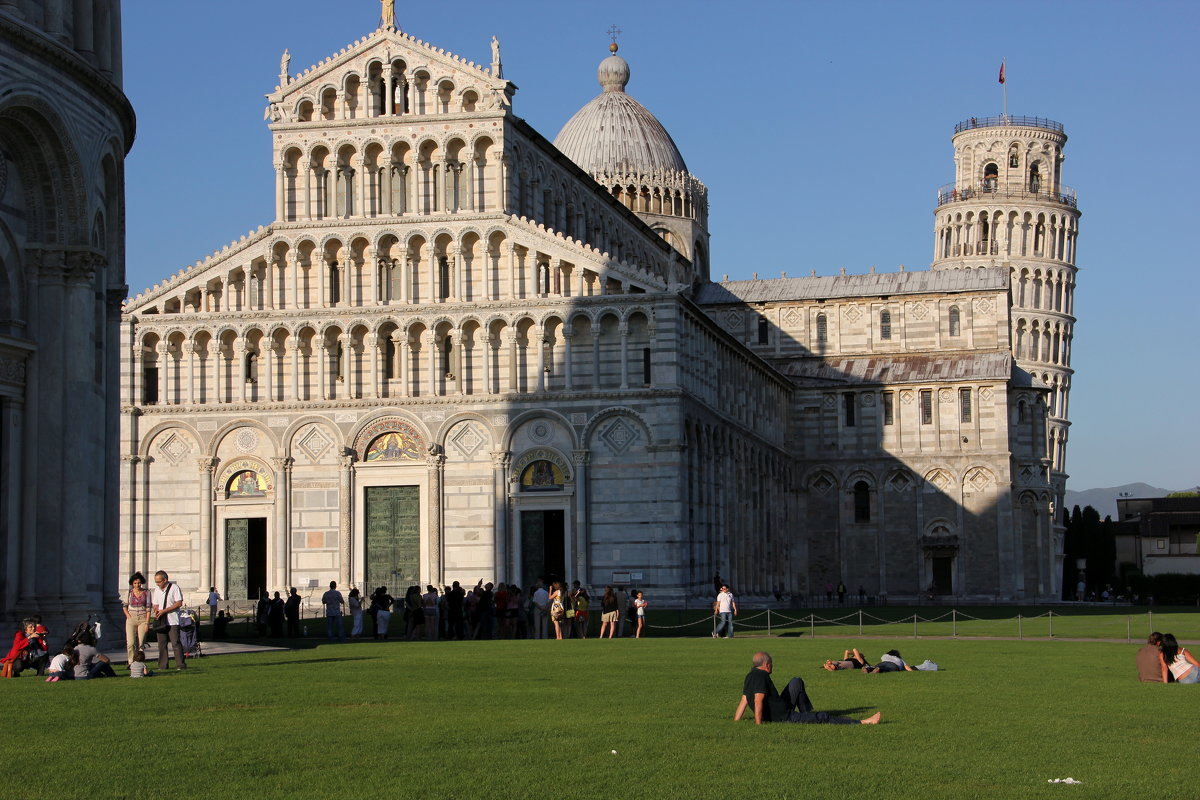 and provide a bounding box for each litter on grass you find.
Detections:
[611,750,618,755]
[1047,778,1082,784]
